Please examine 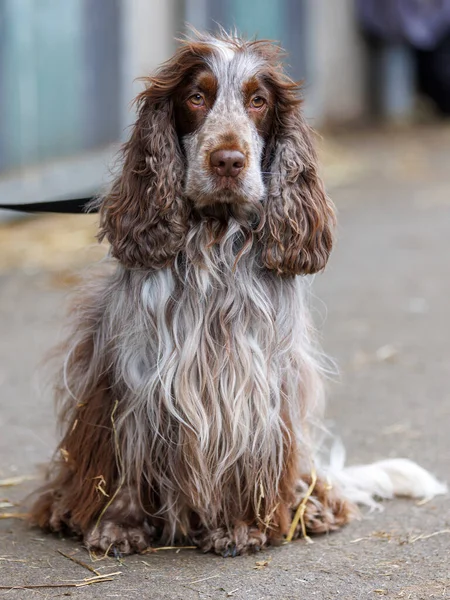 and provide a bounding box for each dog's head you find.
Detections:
[99,31,335,275]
